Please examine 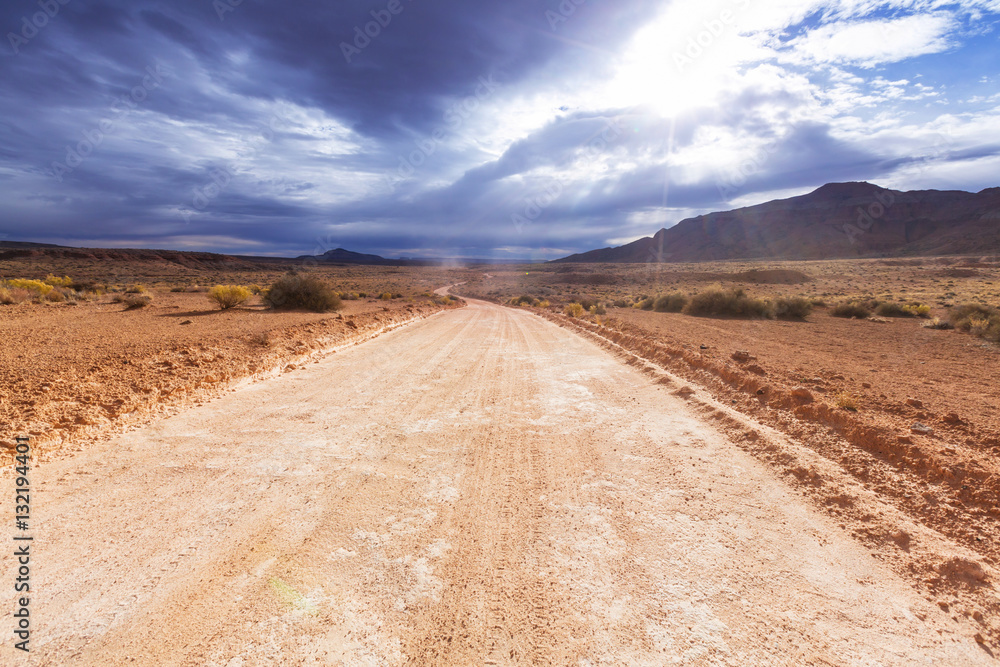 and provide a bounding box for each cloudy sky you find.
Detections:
[1,0,998,259]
